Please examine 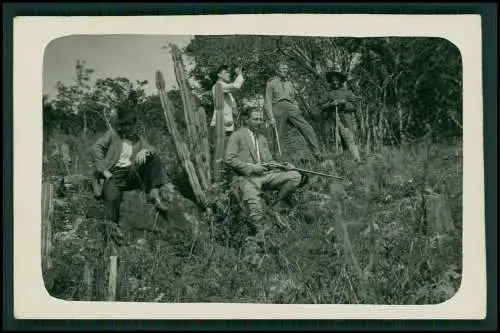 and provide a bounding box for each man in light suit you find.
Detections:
[225,107,305,261]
